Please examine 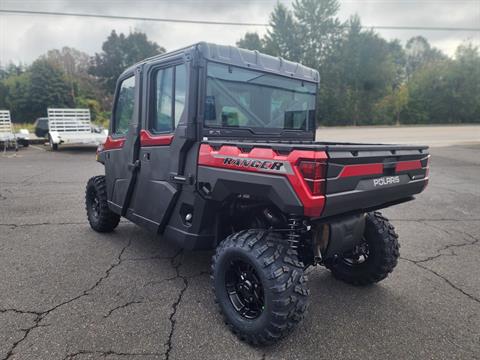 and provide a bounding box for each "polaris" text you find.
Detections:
[373,176,400,187]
